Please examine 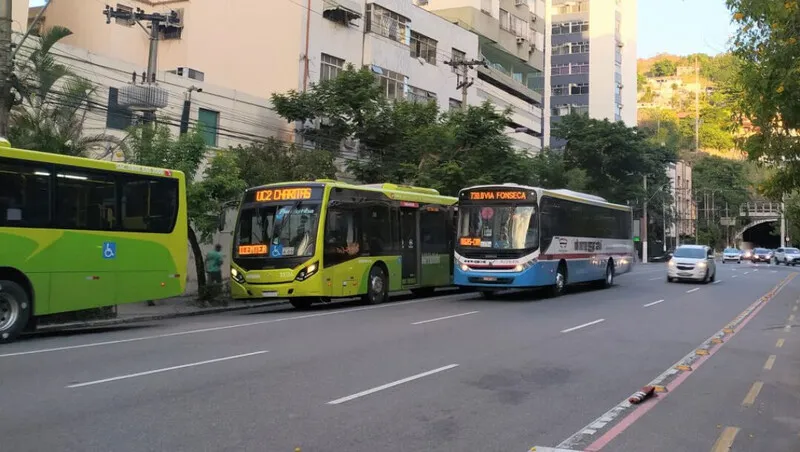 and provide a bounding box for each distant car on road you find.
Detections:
[667,245,717,283]
[773,247,800,265]
[742,249,754,261]
[722,247,742,264]
[751,248,773,263]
